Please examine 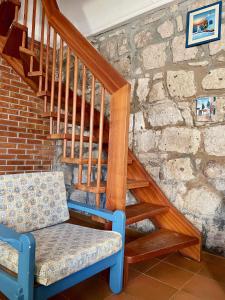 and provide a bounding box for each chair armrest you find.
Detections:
[0,224,35,299]
[67,200,126,239]
[68,200,115,221]
[0,224,22,250]
[0,224,35,252]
